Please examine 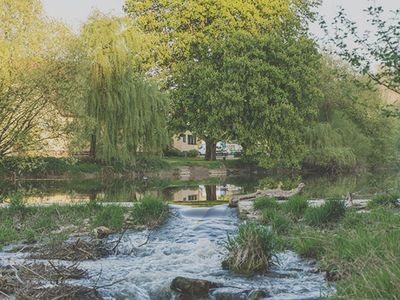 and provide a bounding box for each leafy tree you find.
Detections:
[124,0,320,79]
[0,0,81,156]
[171,31,321,166]
[304,58,400,172]
[80,14,169,165]
[325,5,399,95]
